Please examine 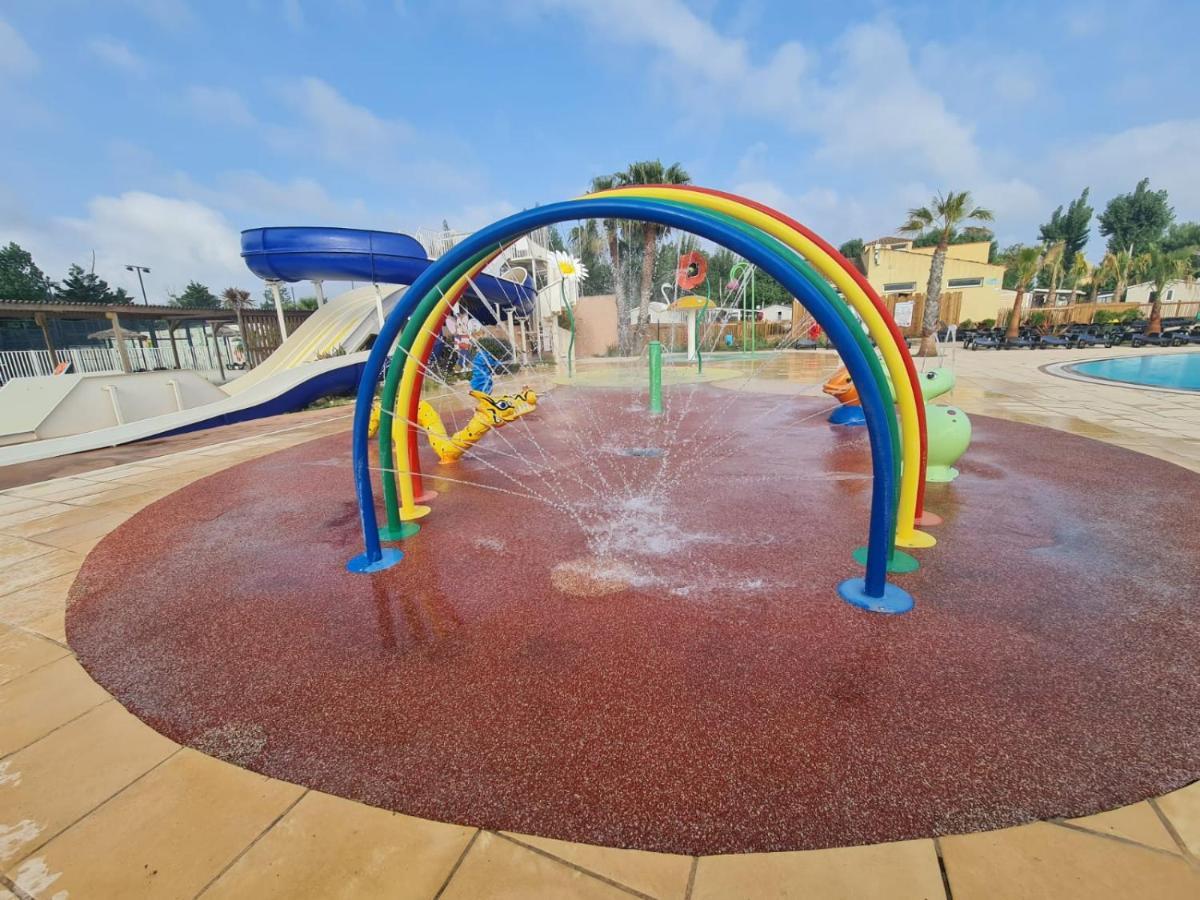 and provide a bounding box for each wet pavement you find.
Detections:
[65,383,1200,855]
